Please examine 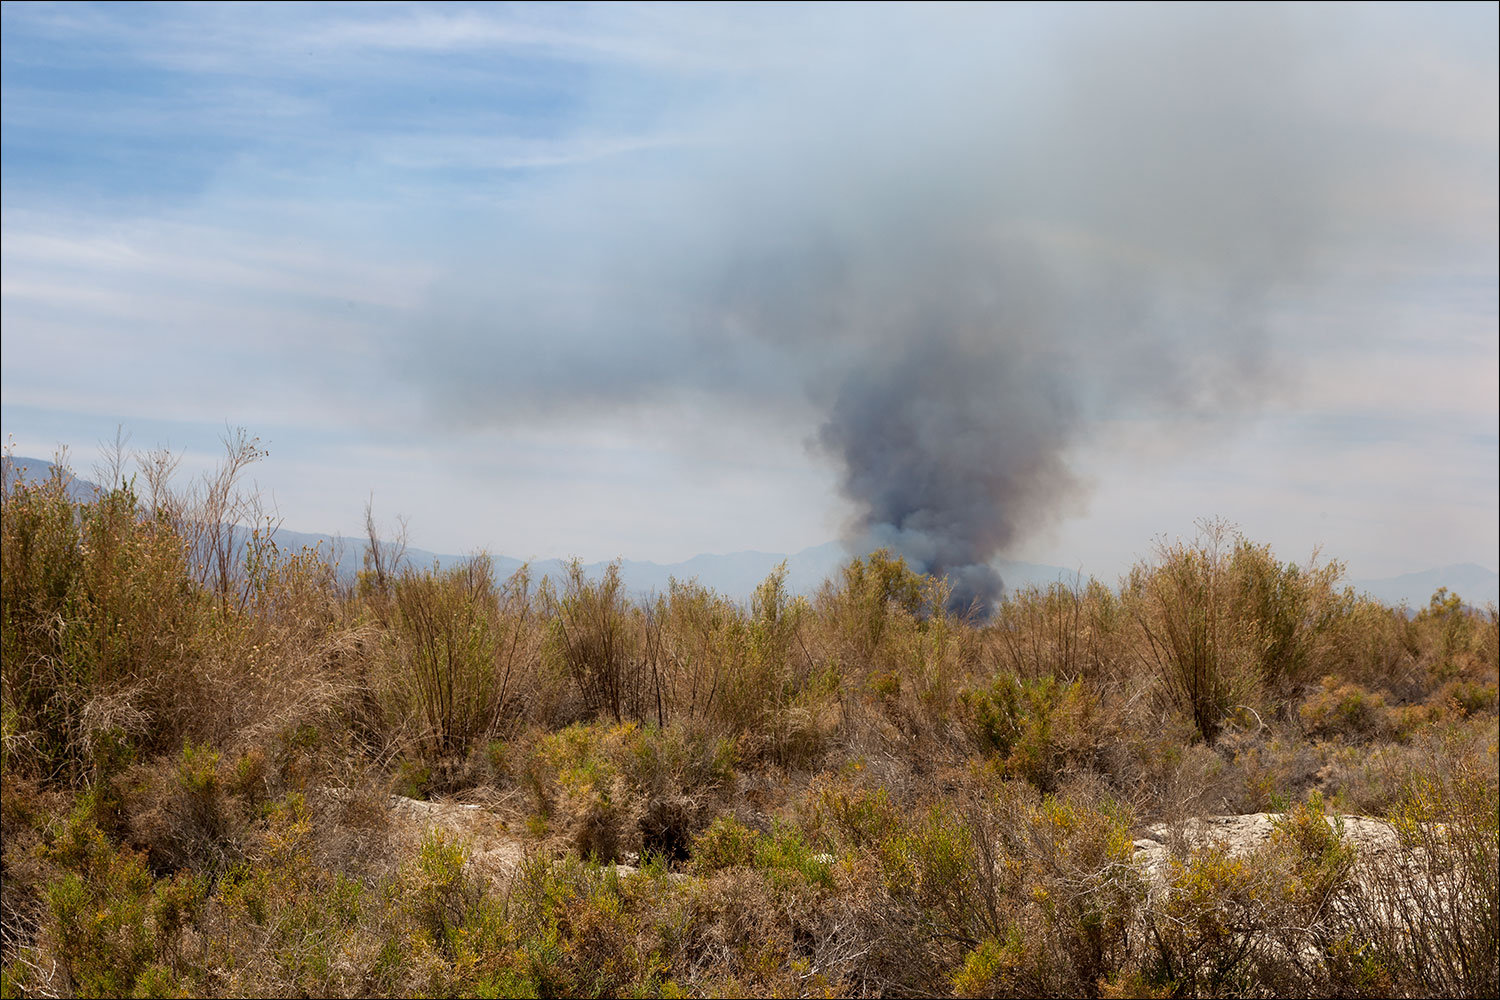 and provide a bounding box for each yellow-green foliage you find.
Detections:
[1410,588,1500,684]
[523,721,734,862]
[961,674,1106,791]
[975,786,1141,996]
[1299,676,1392,741]
[1340,734,1499,998]
[689,816,758,873]
[395,829,480,950]
[818,549,941,668]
